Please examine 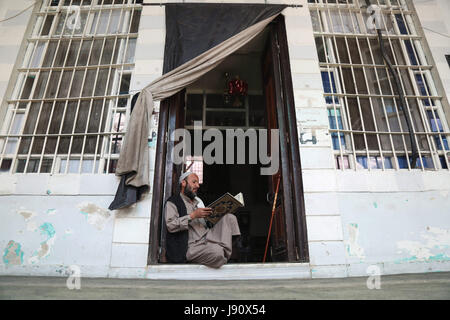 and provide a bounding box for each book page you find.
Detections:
[205,193,244,225]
